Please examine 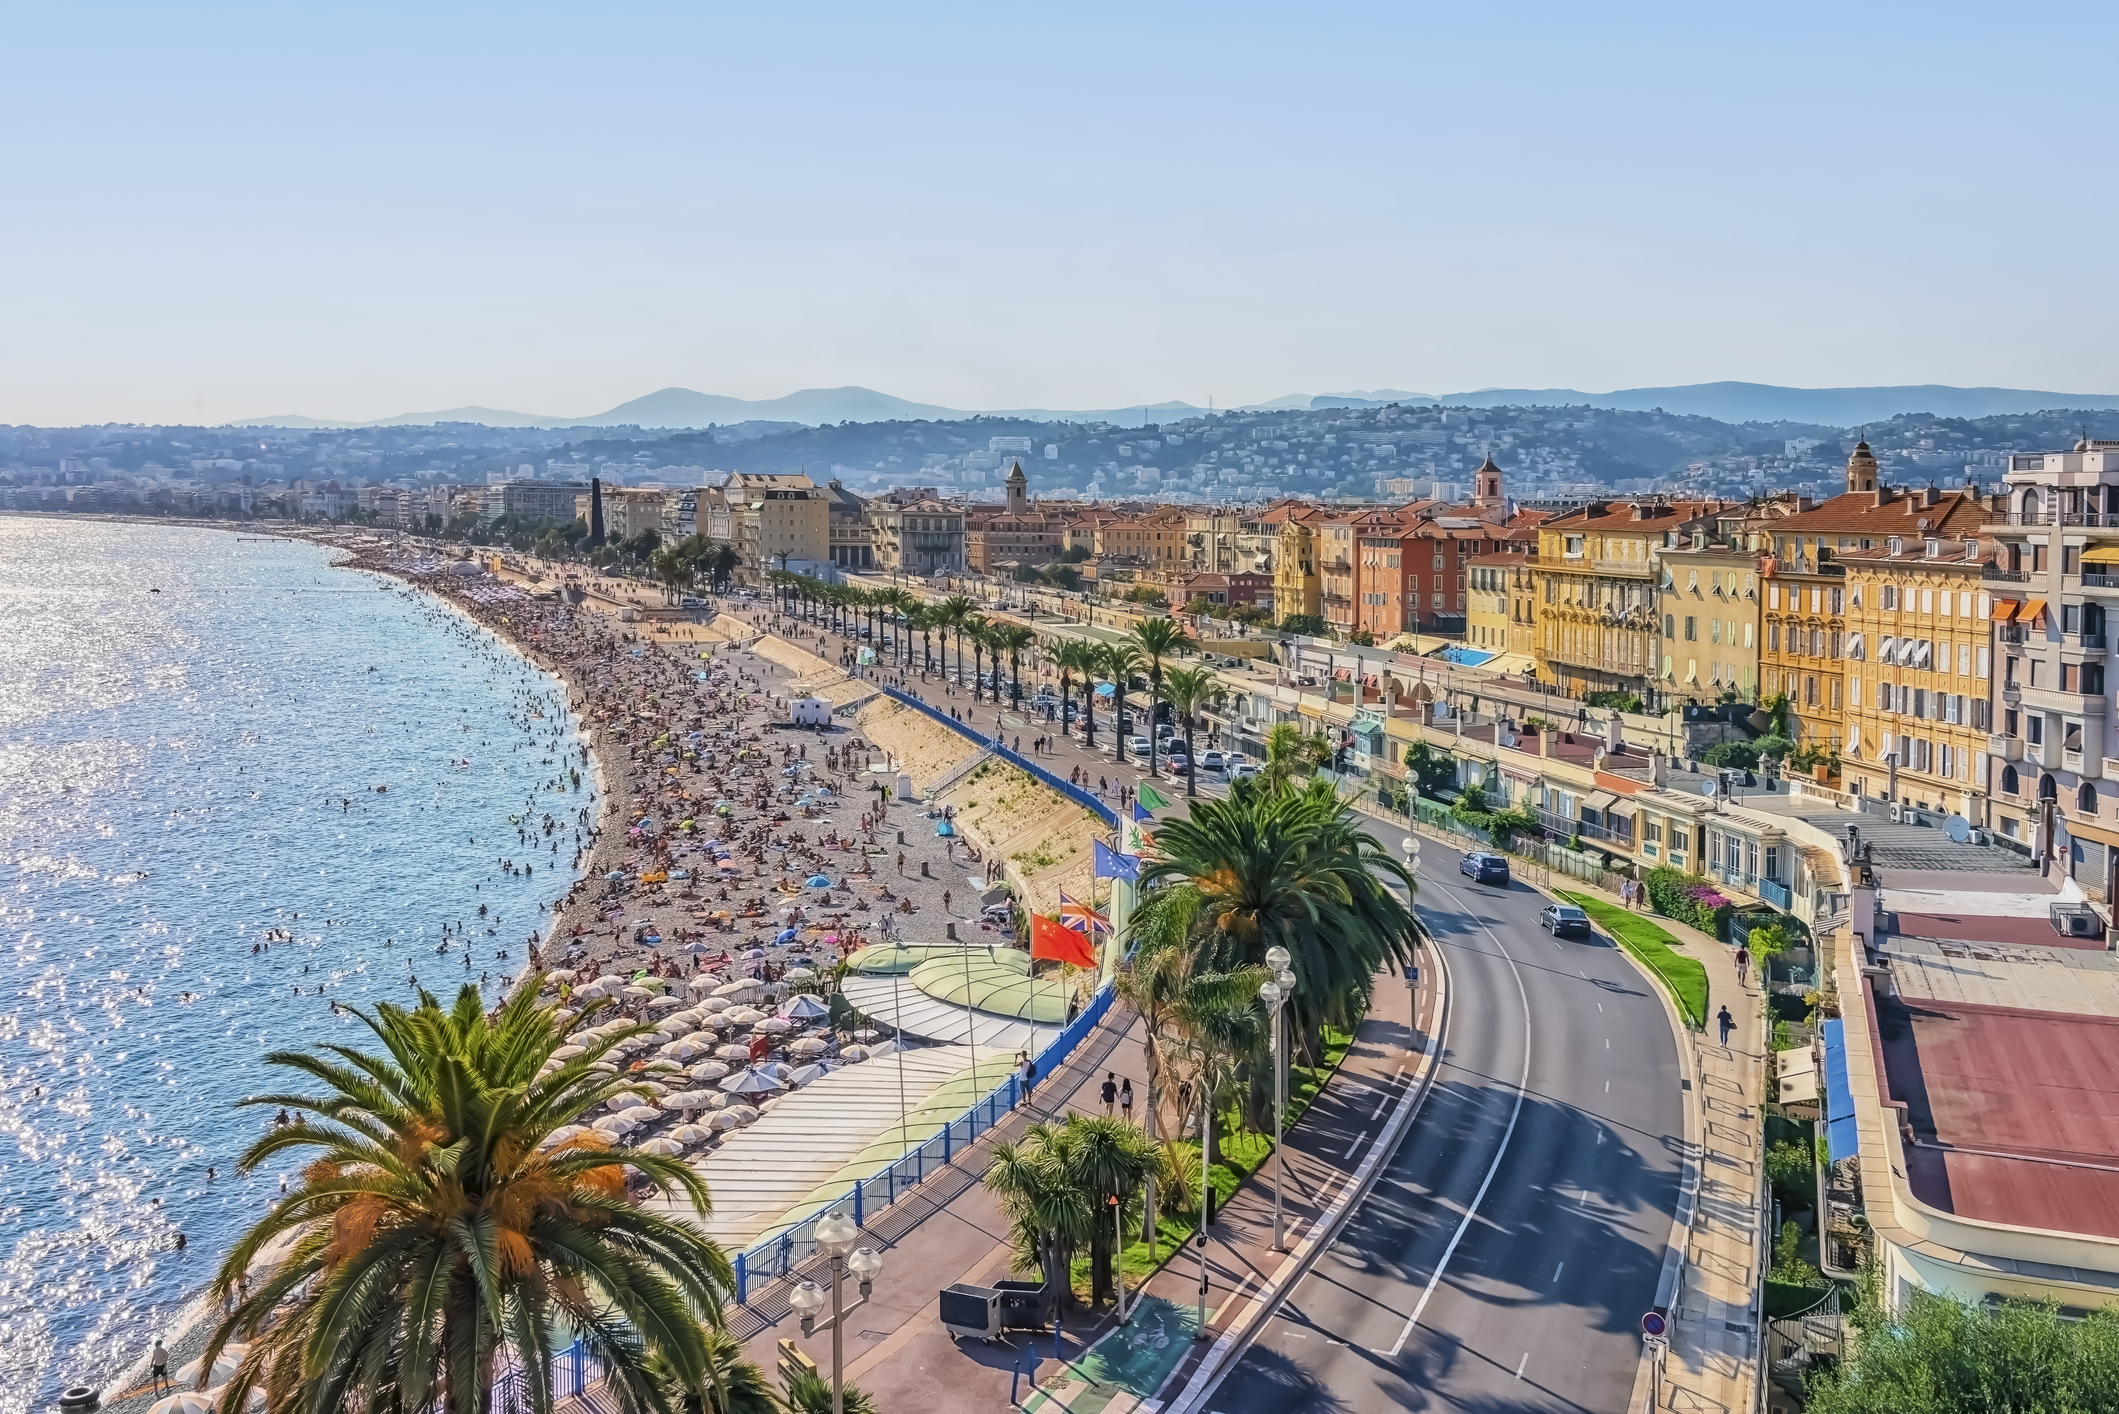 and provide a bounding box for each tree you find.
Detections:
[934,594,976,687]
[1262,722,1330,792]
[1279,613,1326,636]
[985,1115,1164,1310]
[1161,666,1216,798]
[205,982,732,1414]
[1805,1295,2119,1414]
[783,1370,880,1414]
[1134,777,1423,1041]
[1053,639,1098,746]
[964,614,993,702]
[1130,617,1196,776]
[1098,644,1145,762]
[992,623,1035,708]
